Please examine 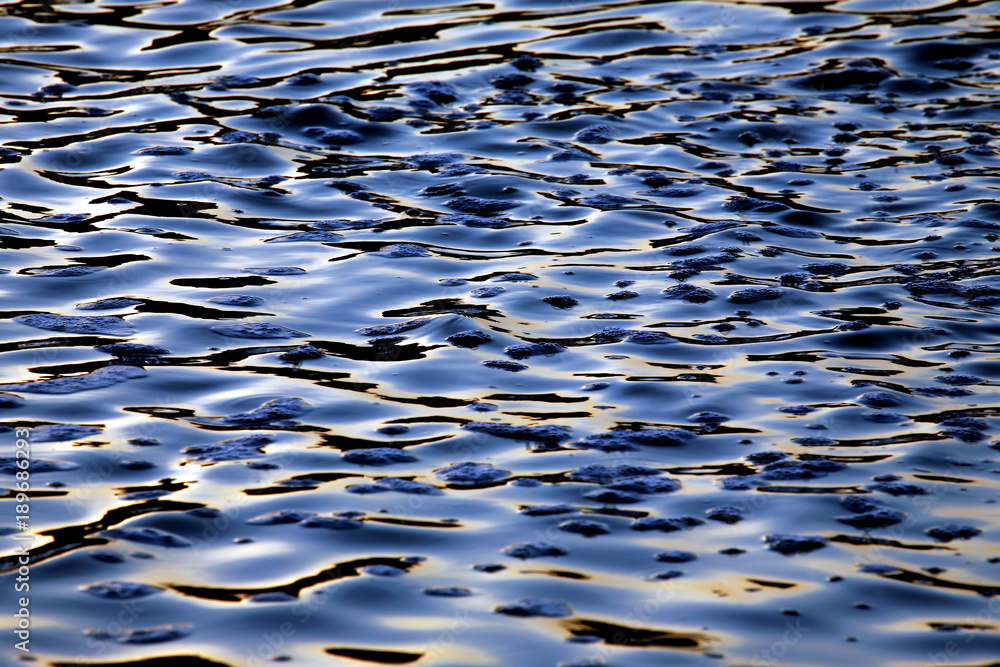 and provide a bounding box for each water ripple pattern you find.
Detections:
[1,0,999,665]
